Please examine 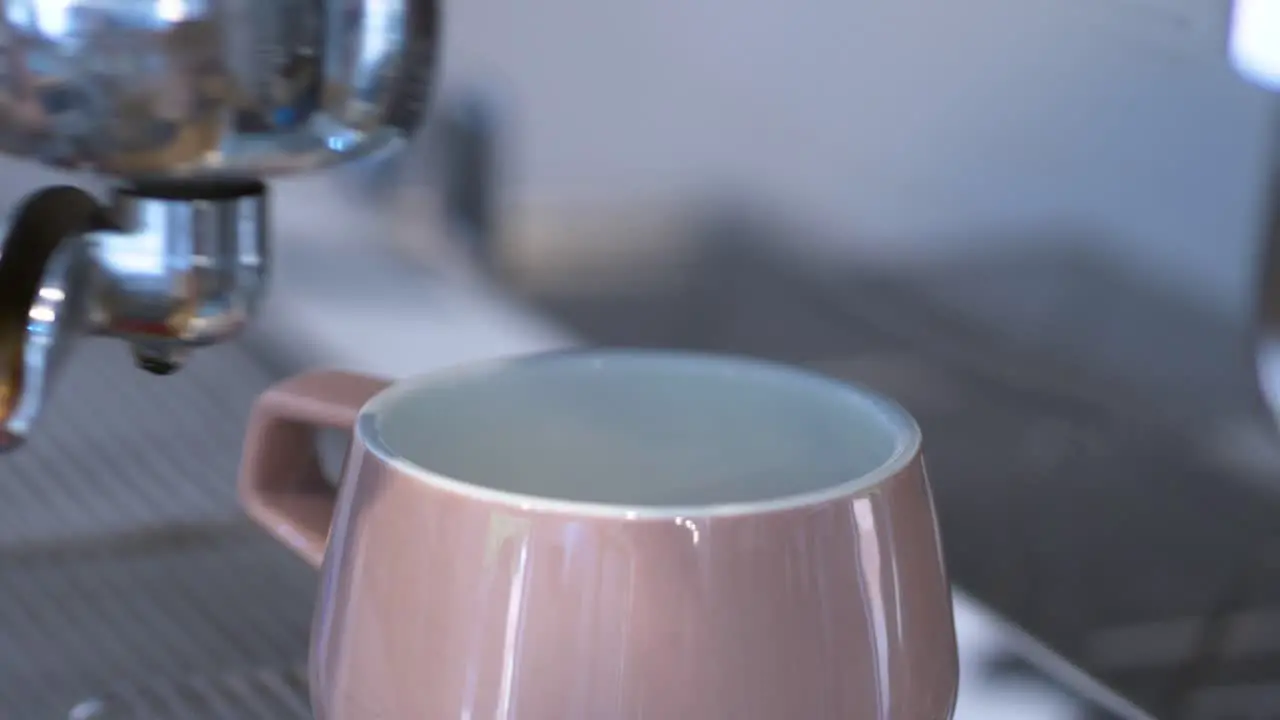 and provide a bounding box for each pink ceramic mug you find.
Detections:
[239,350,958,719]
